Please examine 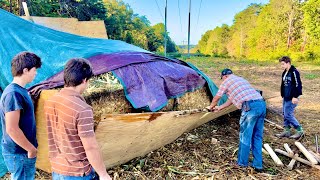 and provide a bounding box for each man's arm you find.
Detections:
[214,99,233,111]
[208,95,222,110]
[5,110,37,158]
[81,135,112,180]
[292,70,302,104]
